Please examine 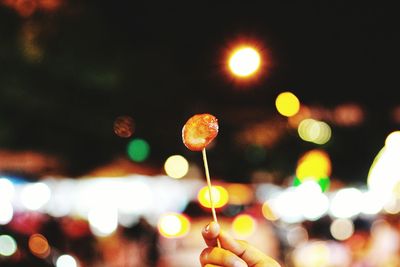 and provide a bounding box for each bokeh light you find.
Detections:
[384,196,400,214]
[0,201,13,225]
[226,183,253,205]
[330,188,363,218]
[88,206,118,237]
[292,241,351,267]
[232,214,256,238]
[56,254,78,267]
[29,233,50,258]
[275,91,300,117]
[197,185,229,209]
[0,235,17,257]
[269,188,303,223]
[385,131,400,147]
[157,213,190,238]
[330,218,354,241]
[228,46,261,77]
[333,103,364,126]
[296,150,332,181]
[294,149,331,192]
[361,190,385,215]
[298,118,331,145]
[286,225,309,247]
[262,201,279,221]
[164,155,189,179]
[296,181,330,221]
[127,138,150,162]
[0,178,15,201]
[368,131,400,197]
[113,115,134,138]
[20,182,51,211]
